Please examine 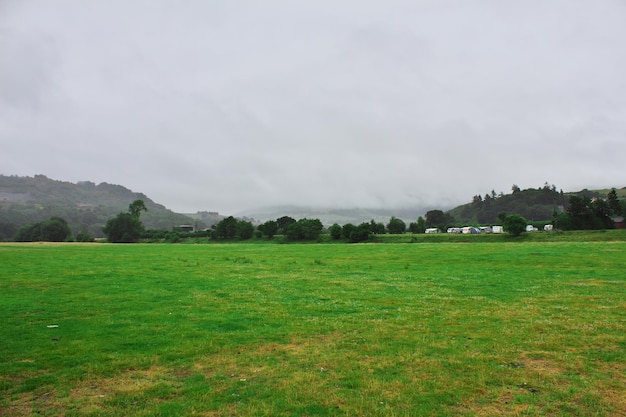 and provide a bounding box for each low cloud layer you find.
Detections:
[1,1,625,213]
